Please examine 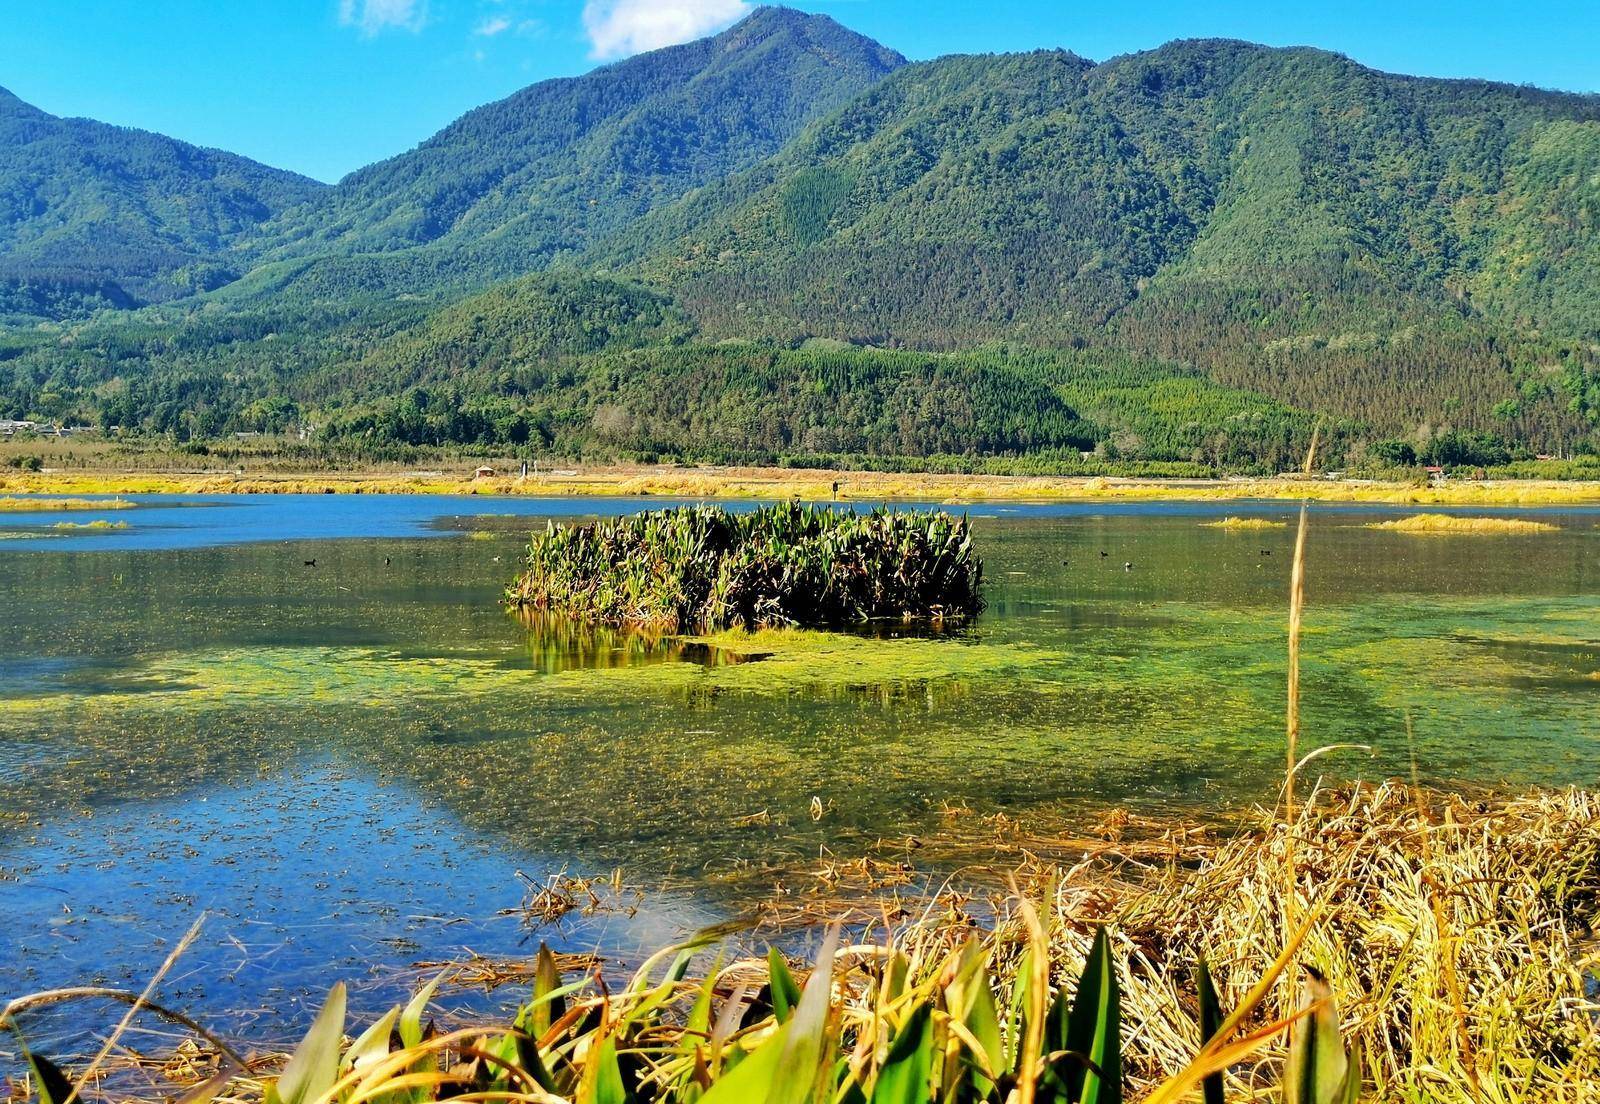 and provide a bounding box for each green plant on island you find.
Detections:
[505,503,984,631]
